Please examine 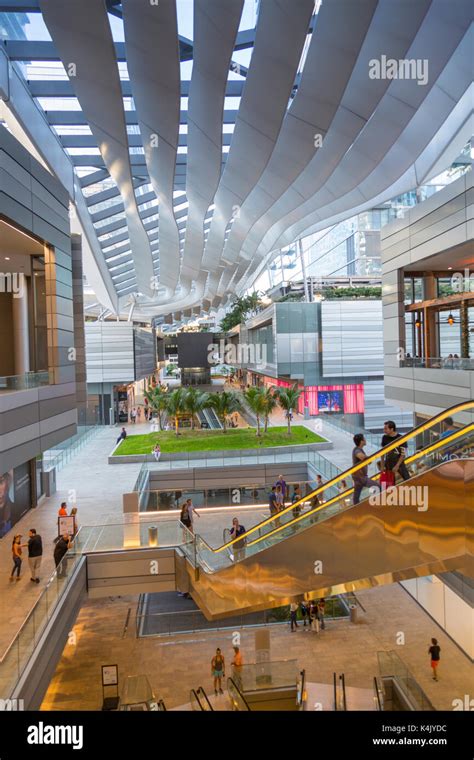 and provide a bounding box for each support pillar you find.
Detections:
[12,275,30,375]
